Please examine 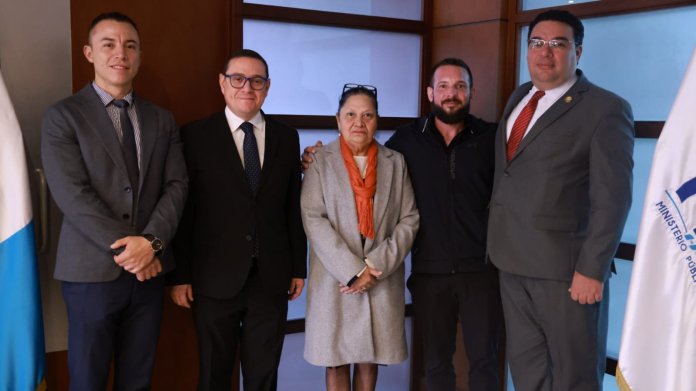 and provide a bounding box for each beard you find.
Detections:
[431,98,470,124]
